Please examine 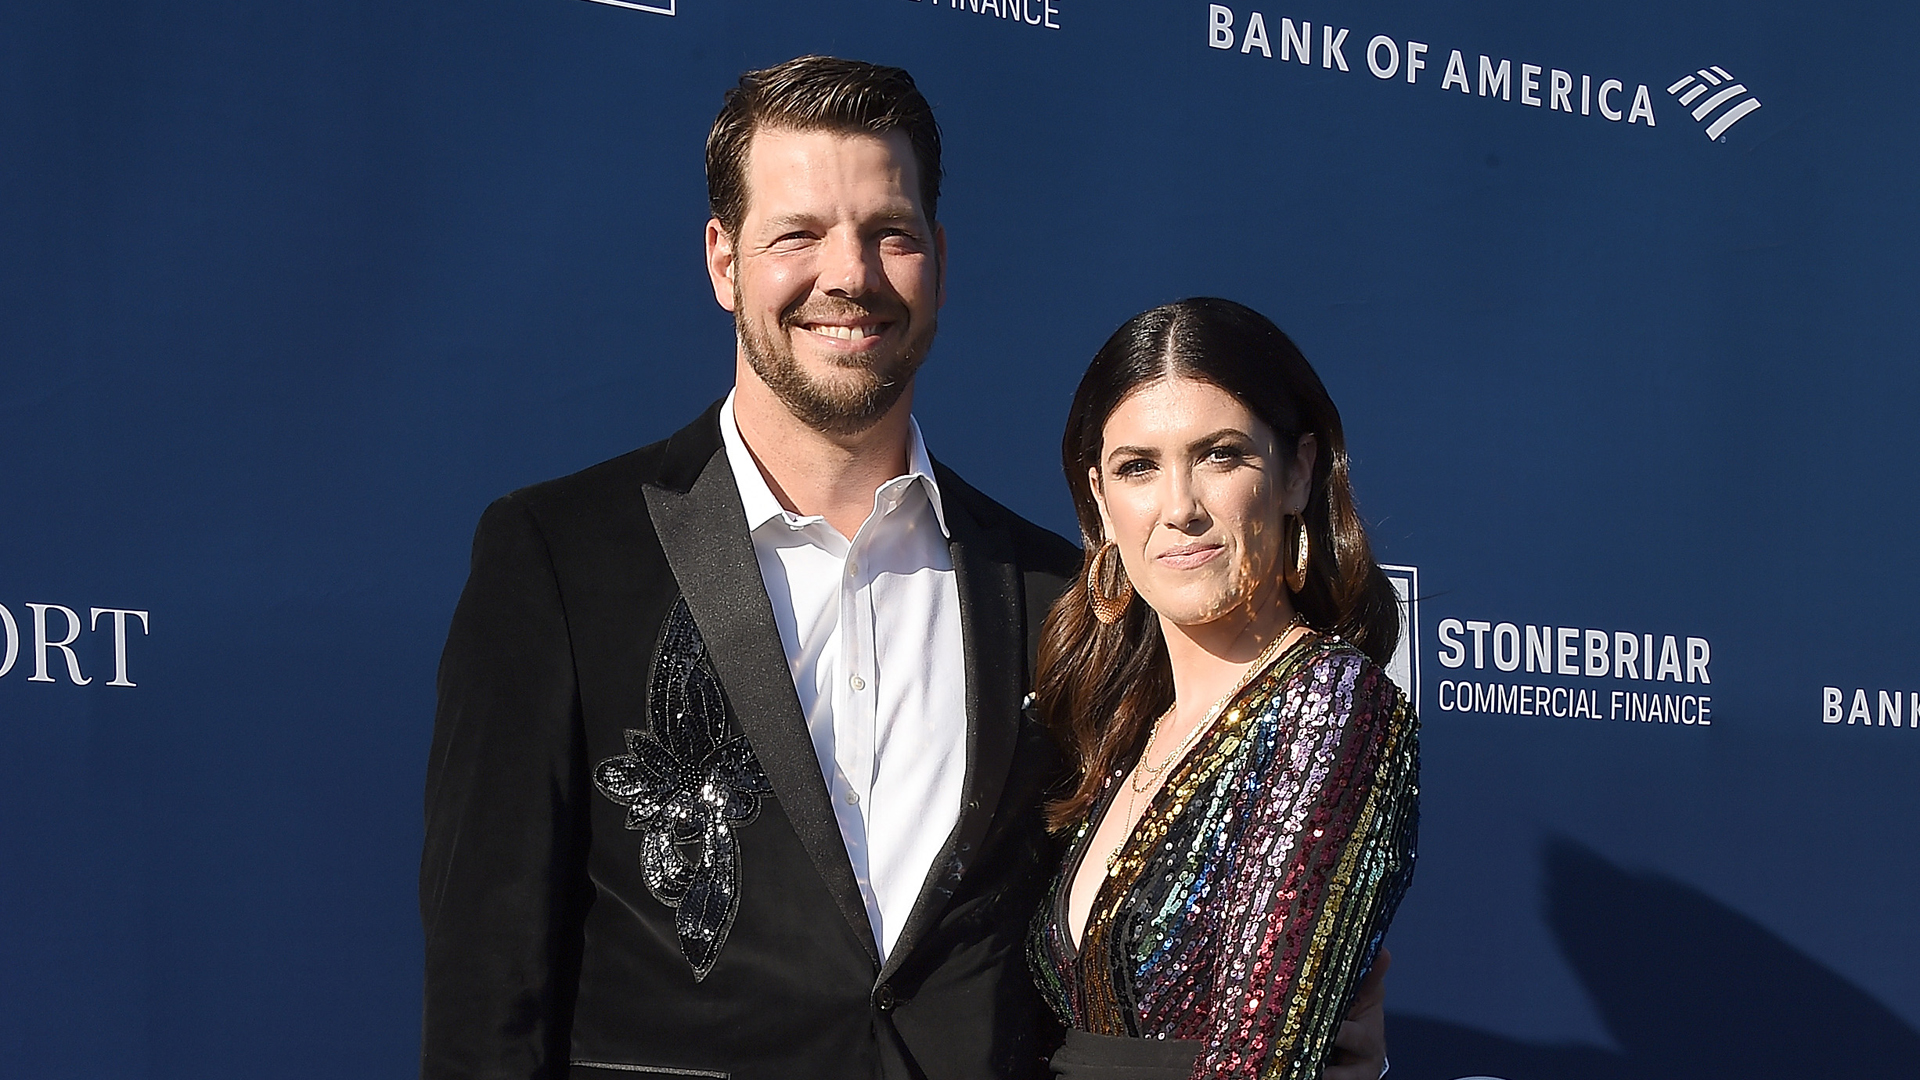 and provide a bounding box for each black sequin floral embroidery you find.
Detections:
[594,599,772,981]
